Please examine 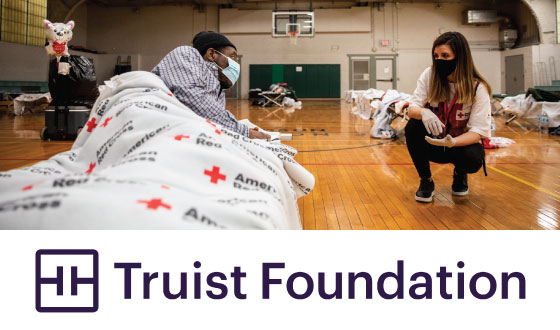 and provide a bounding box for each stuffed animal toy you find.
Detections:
[44,19,74,75]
